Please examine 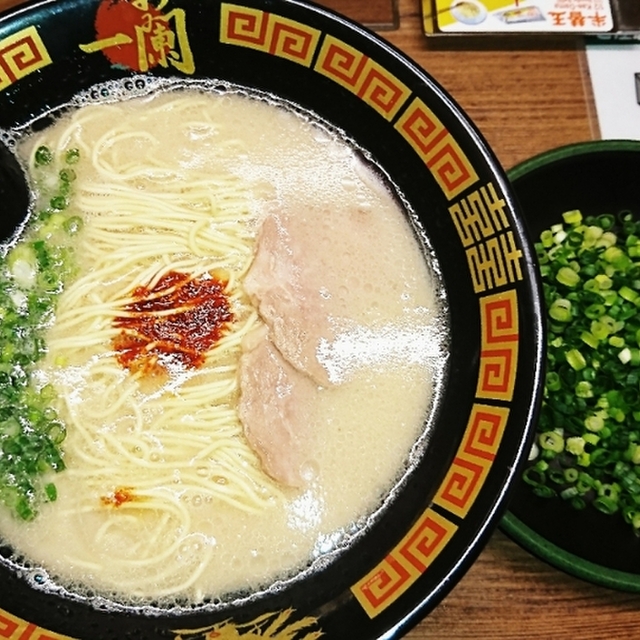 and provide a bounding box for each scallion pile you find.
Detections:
[526,207,640,533]
[0,145,81,520]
